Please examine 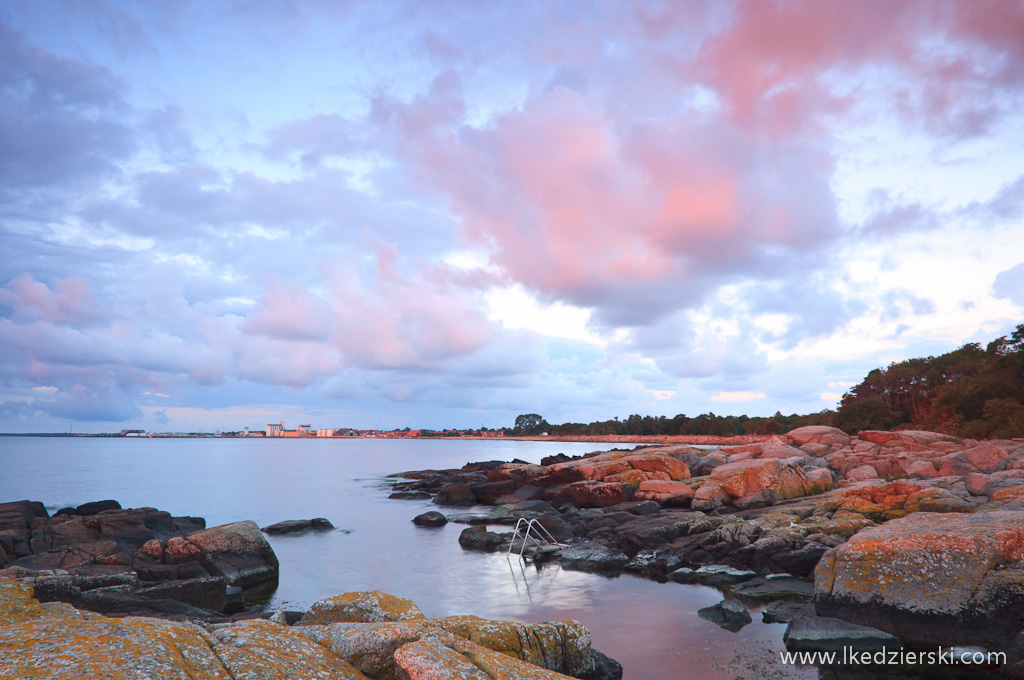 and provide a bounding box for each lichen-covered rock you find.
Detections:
[211,618,369,678]
[814,511,1024,649]
[634,480,694,506]
[624,453,690,480]
[0,579,598,680]
[299,591,426,625]
[703,459,822,507]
